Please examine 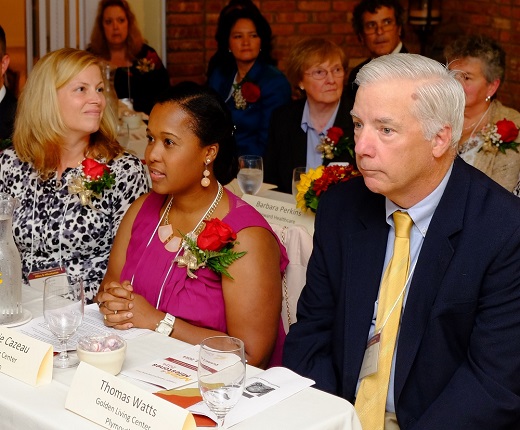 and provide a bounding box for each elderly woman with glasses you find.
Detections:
[264,37,356,194]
